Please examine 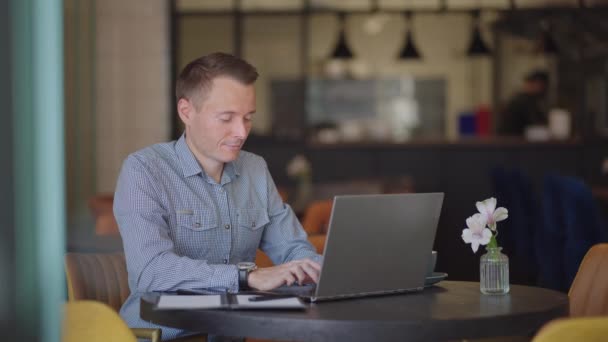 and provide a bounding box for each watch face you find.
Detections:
[237,262,256,270]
